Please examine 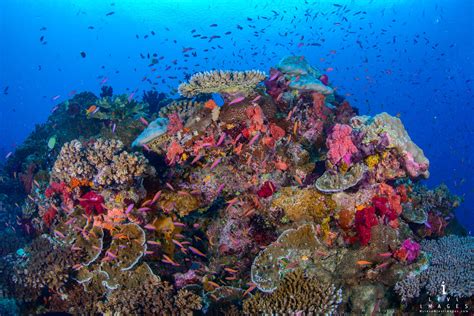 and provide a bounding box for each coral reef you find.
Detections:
[0,56,468,315]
